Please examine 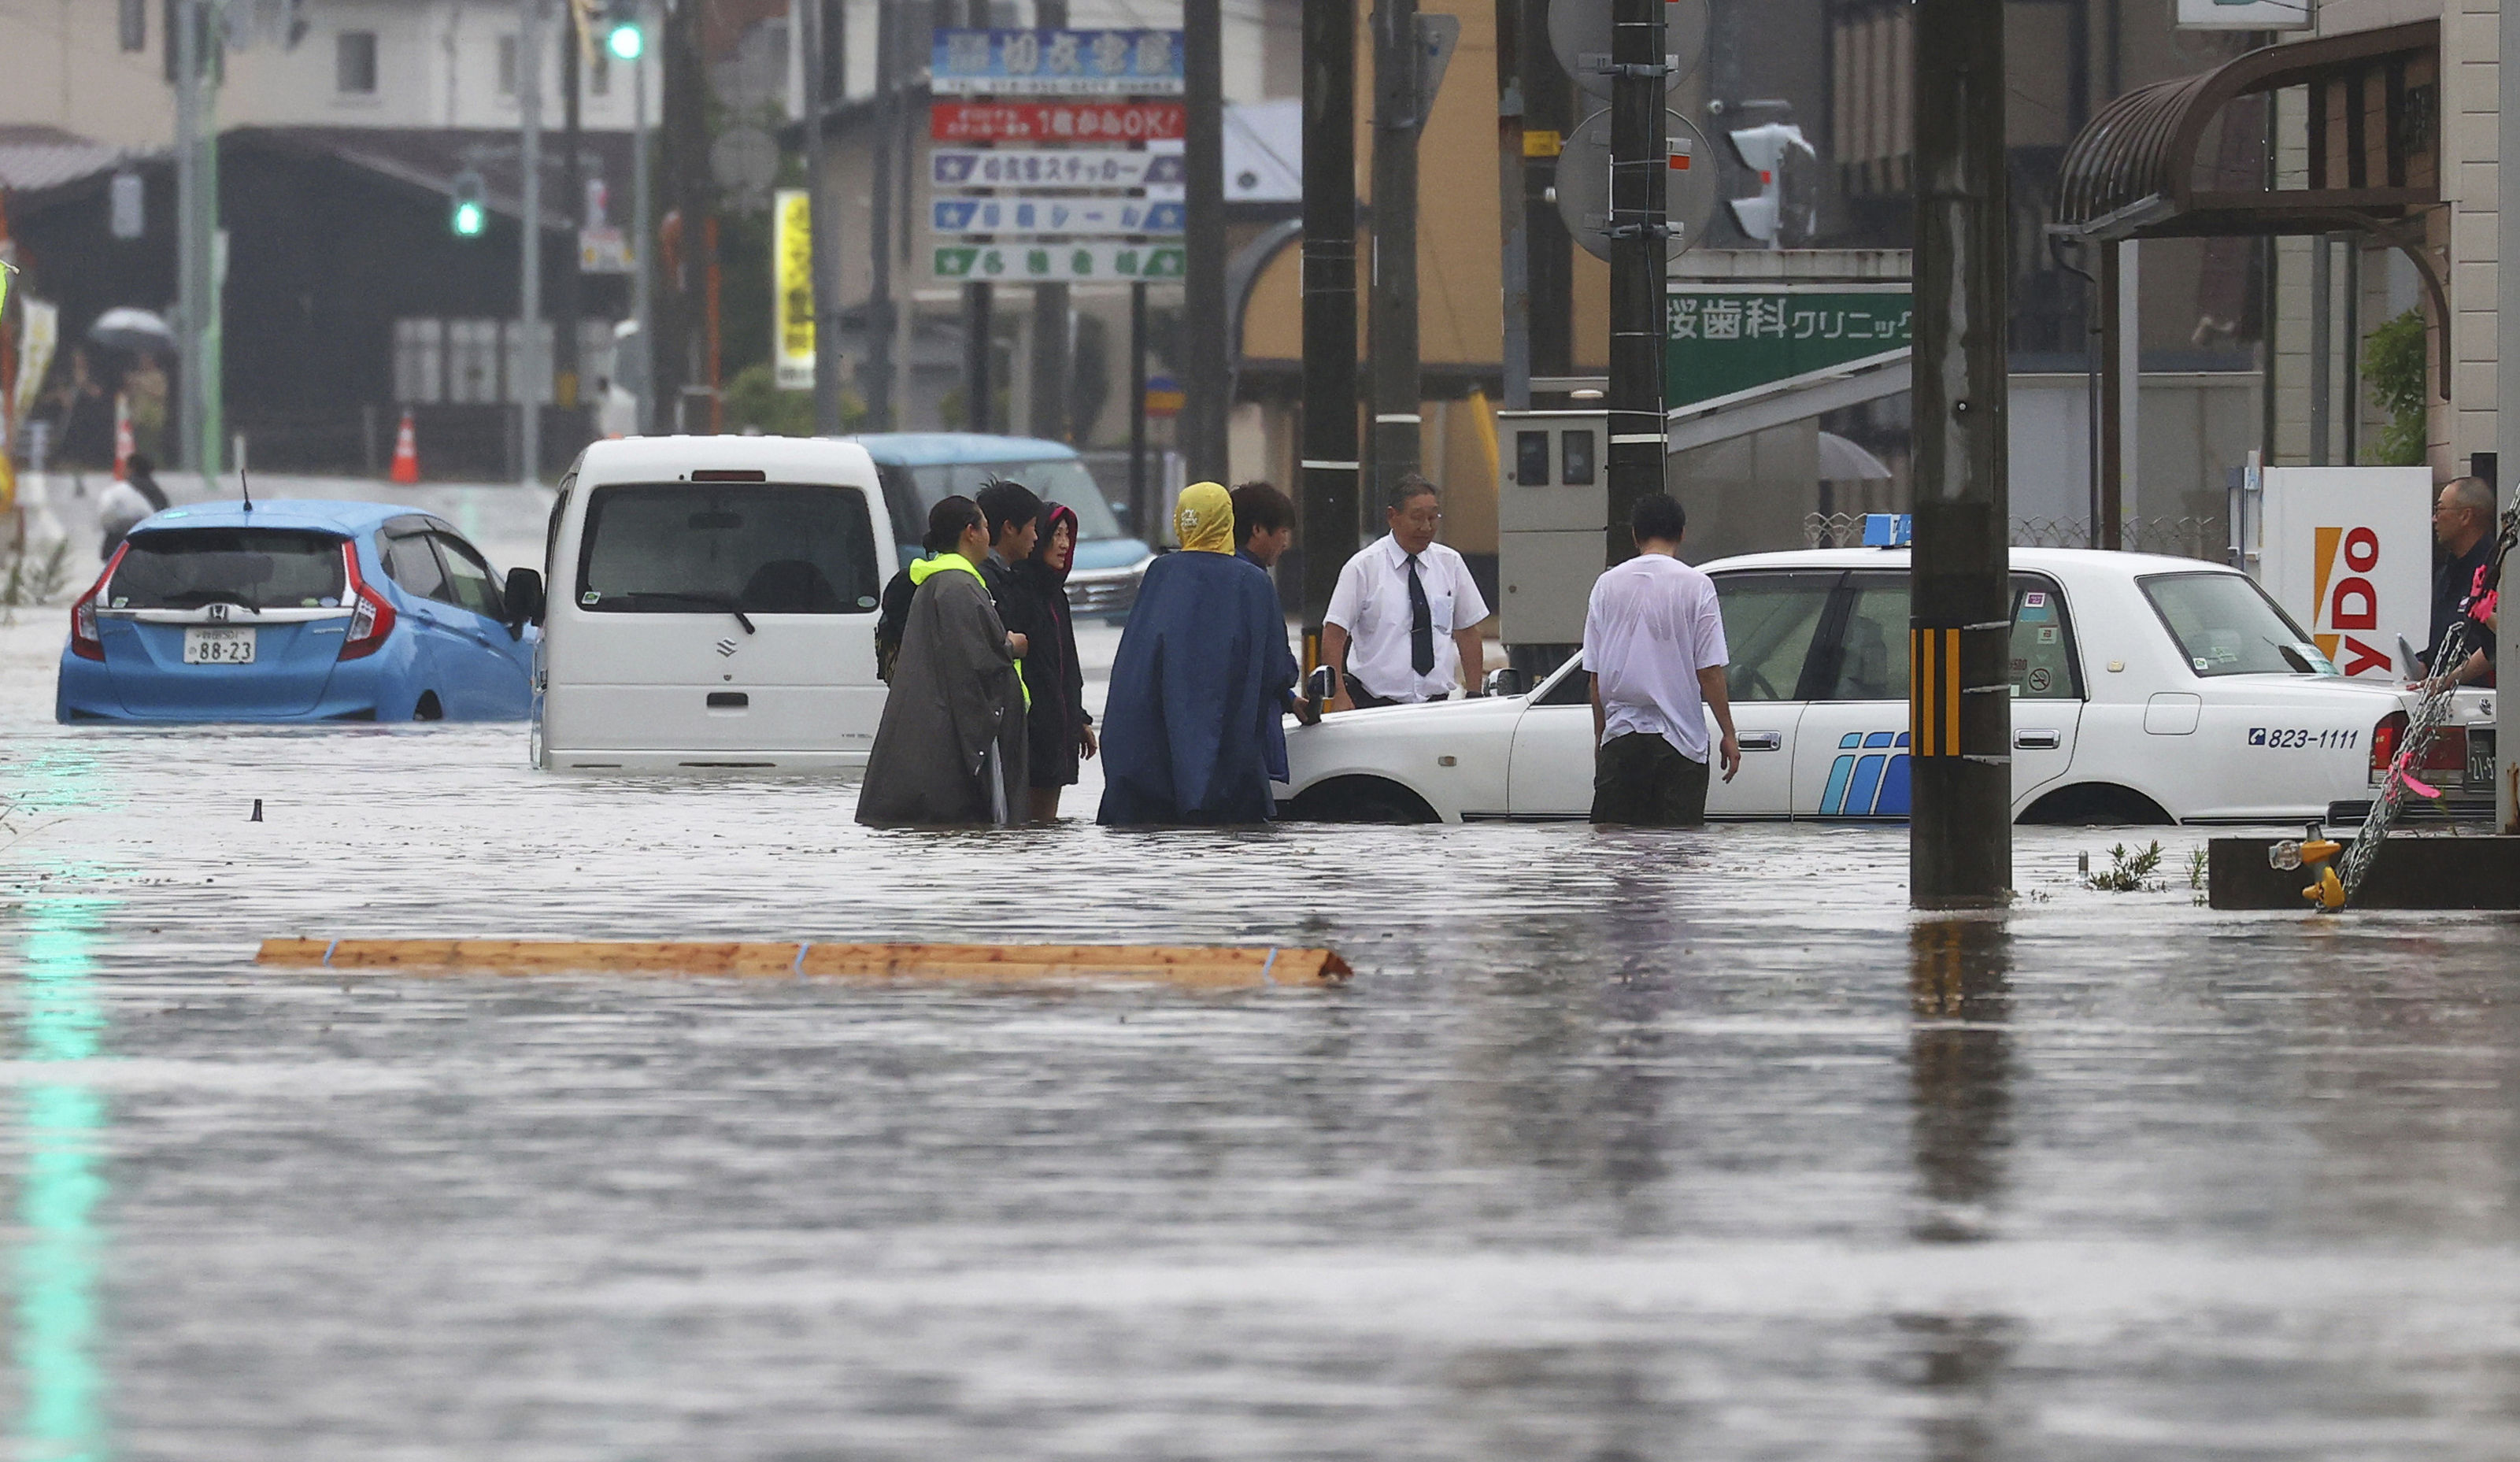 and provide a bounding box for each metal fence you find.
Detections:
[1803,513,2230,561]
